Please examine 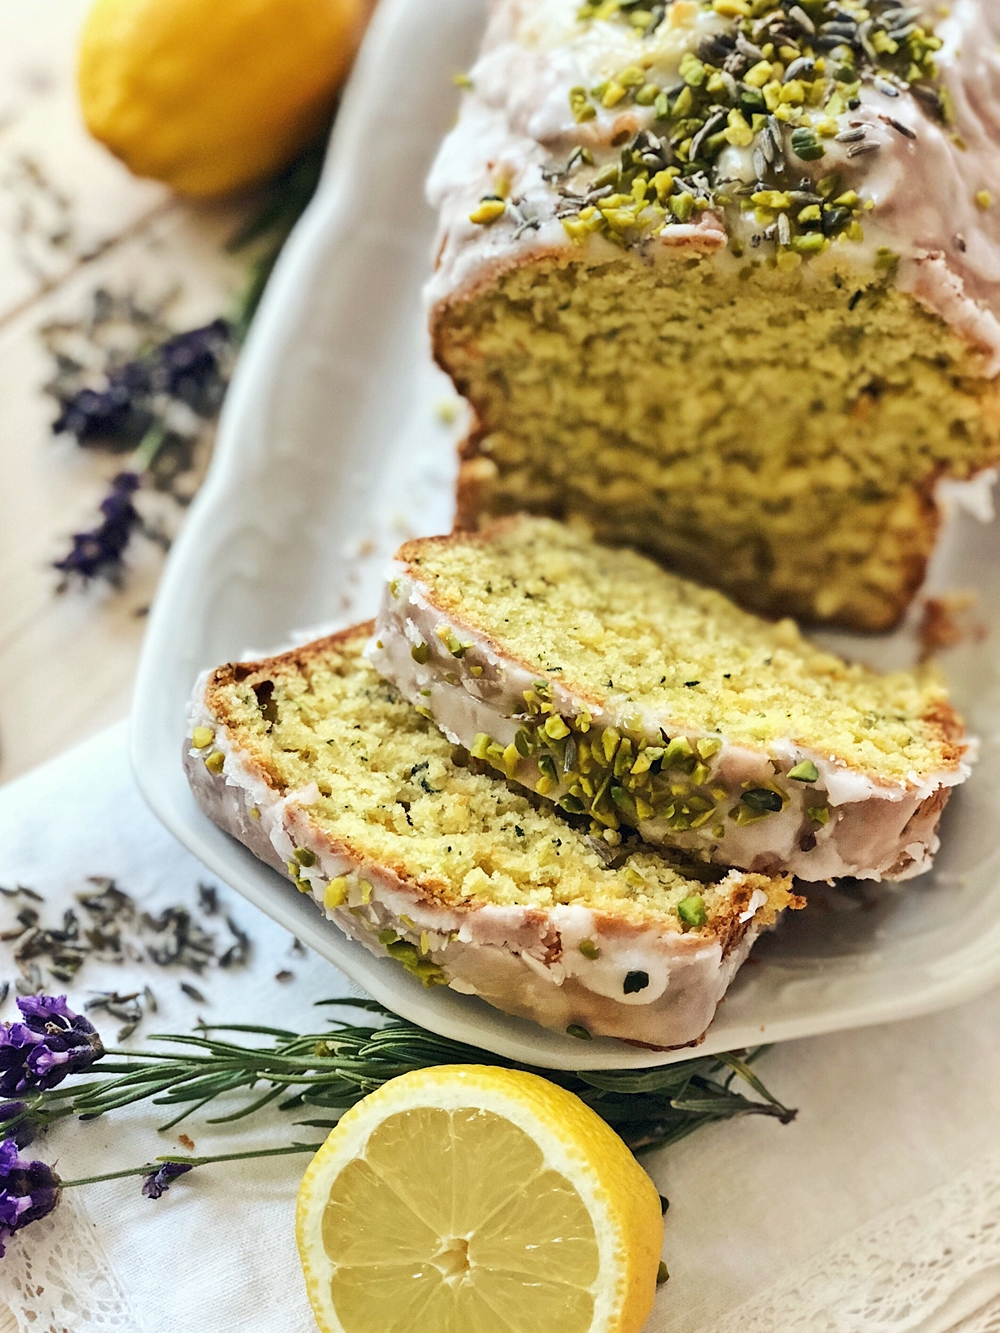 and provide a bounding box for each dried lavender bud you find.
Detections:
[218,918,251,970]
[0,1139,60,1253]
[0,996,104,1097]
[52,361,153,448]
[153,320,230,414]
[141,1161,192,1200]
[197,884,219,915]
[53,472,141,587]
